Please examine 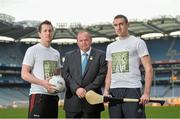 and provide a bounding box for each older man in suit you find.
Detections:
[63,31,107,118]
